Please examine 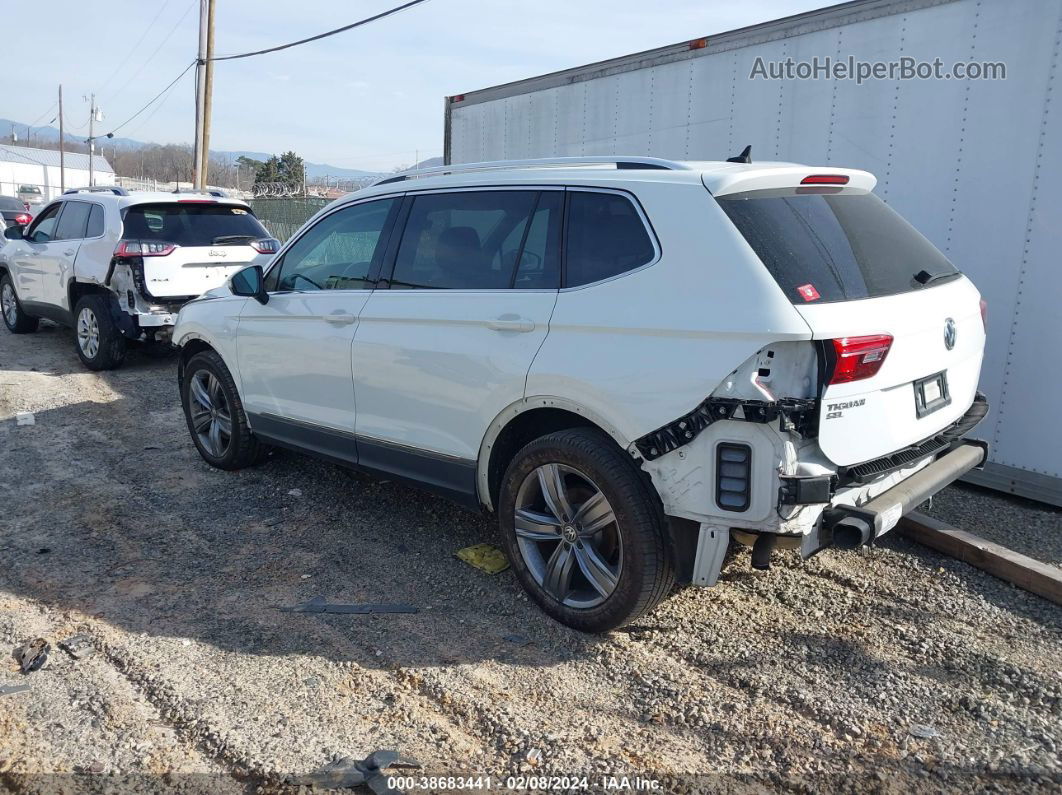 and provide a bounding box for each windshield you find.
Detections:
[717,188,959,304]
[122,203,268,247]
